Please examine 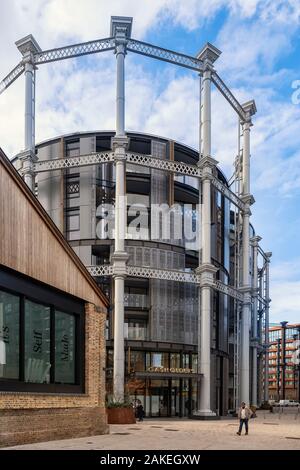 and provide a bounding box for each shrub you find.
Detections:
[106,399,132,409]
